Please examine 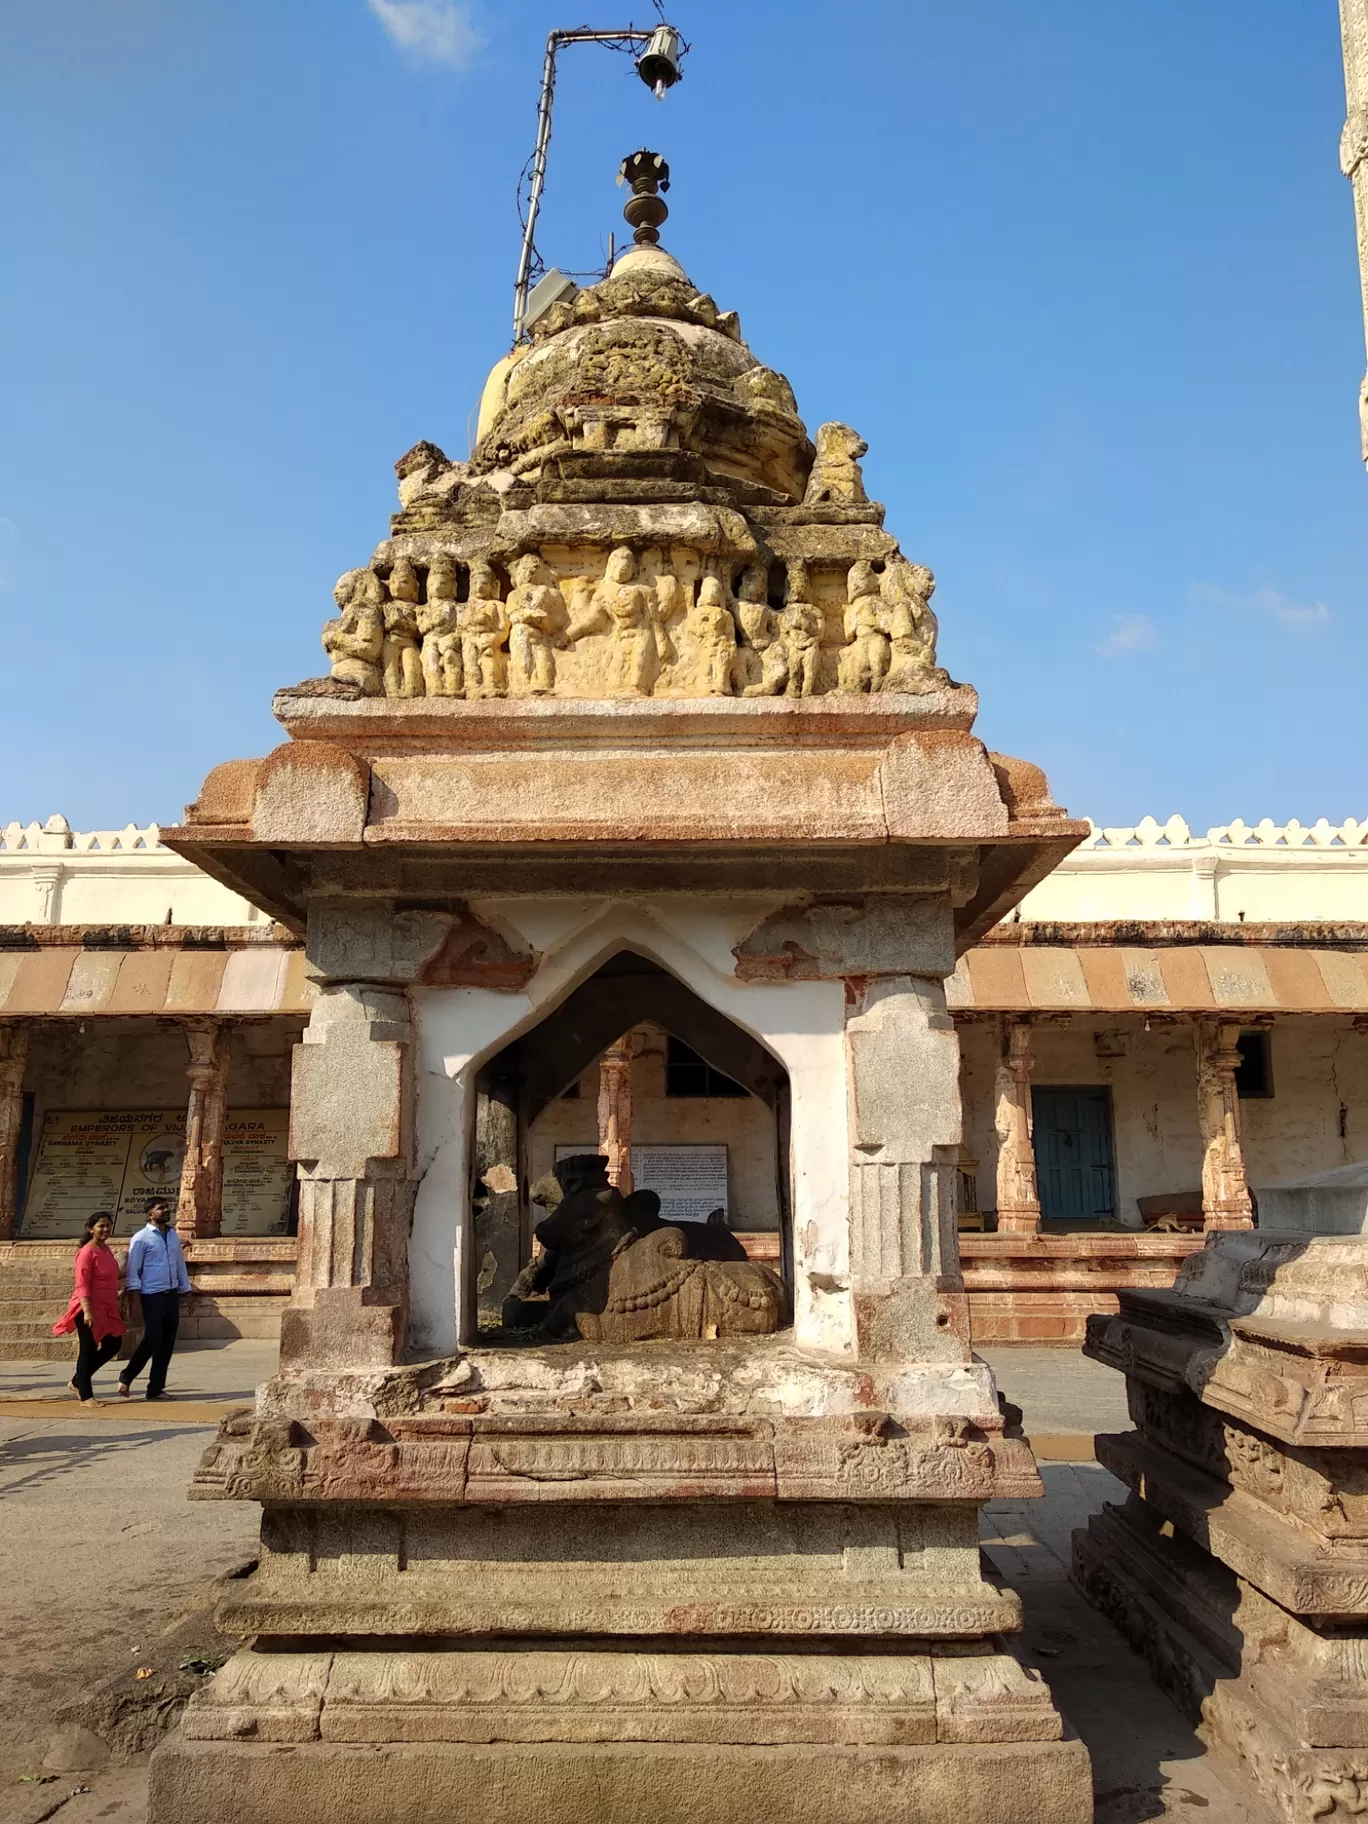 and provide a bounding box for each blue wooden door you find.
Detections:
[1031,1086,1116,1221]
